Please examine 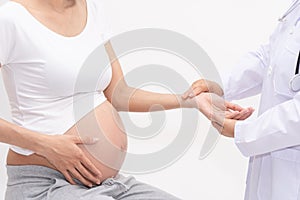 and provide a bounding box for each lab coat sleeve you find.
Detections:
[222,44,270,101]
[235,92,300,157]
